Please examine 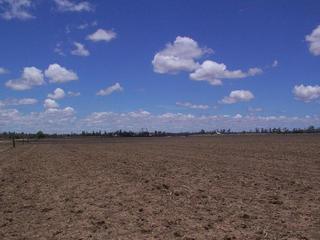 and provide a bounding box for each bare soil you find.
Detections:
[0,135,319,239]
